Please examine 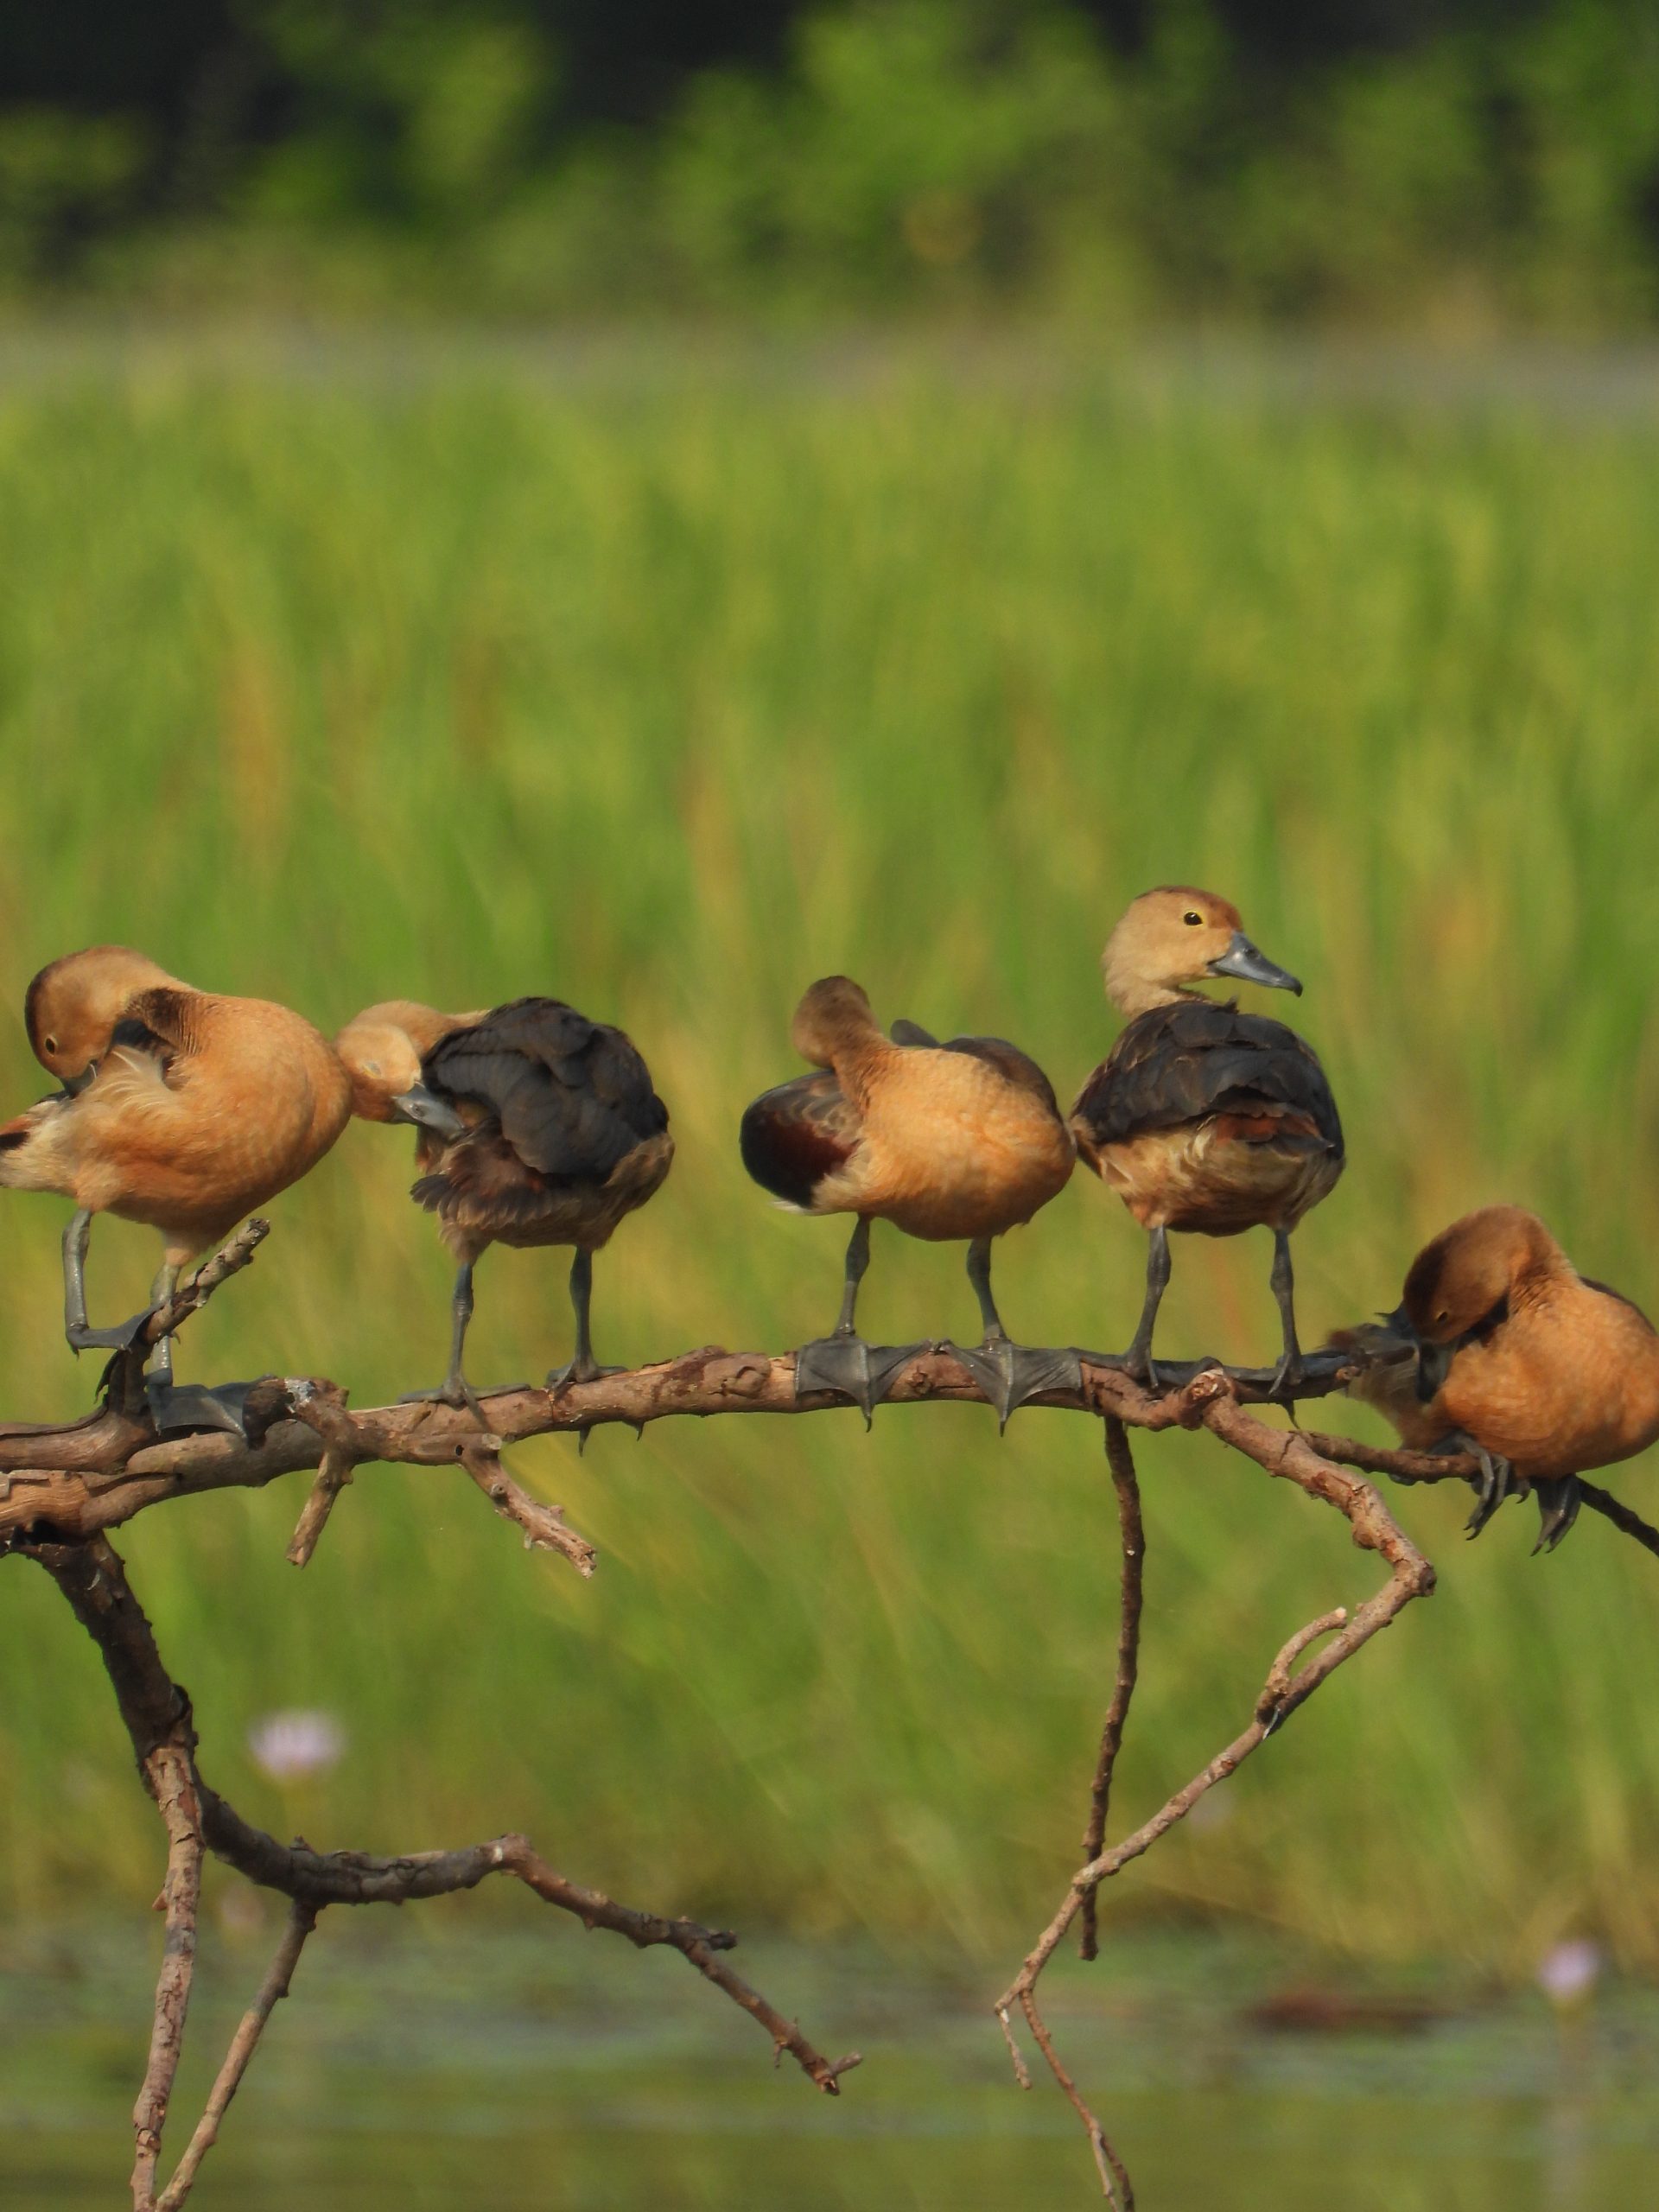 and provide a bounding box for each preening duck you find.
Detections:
[1,945,354,1430]
[1071,887,1343,1392]
[1343,1205,1659,1552]
[336,996,673,1412]
[738,976,1077,1424]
